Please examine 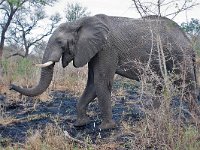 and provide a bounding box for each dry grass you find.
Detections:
[24,124,74,150]
[121,35,200,149]
[1,42,200,149]
[23,124,121,150]
[115,73,200,149]
[0,59,87,101]
[52,62,87,96]
[1,124,84,150]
